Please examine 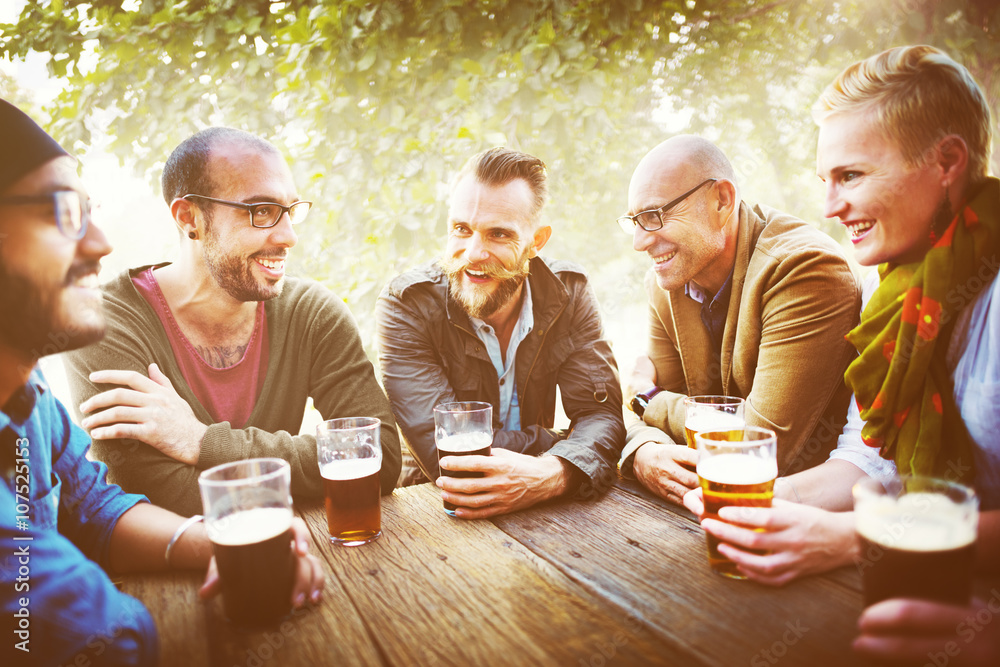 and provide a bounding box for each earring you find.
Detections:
[188,230,197,240]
